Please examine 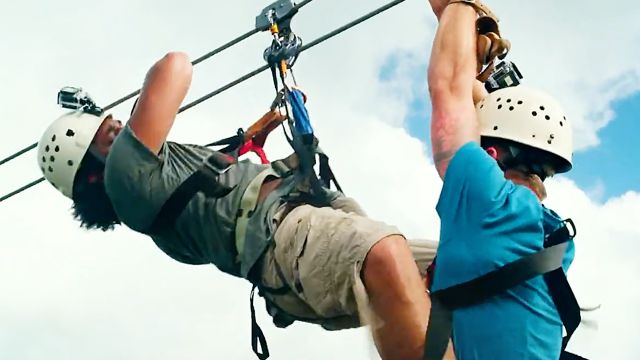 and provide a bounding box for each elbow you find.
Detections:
[428,62,474,106]
[427,62,450,98]
[428,74,470,106]
[428,66,455,108]
[157,51,193,85]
